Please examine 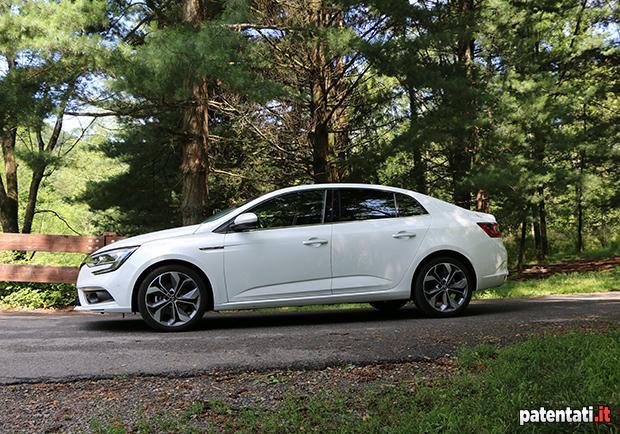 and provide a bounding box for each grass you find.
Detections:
[474,268,619,300]
[90,328,620,433]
